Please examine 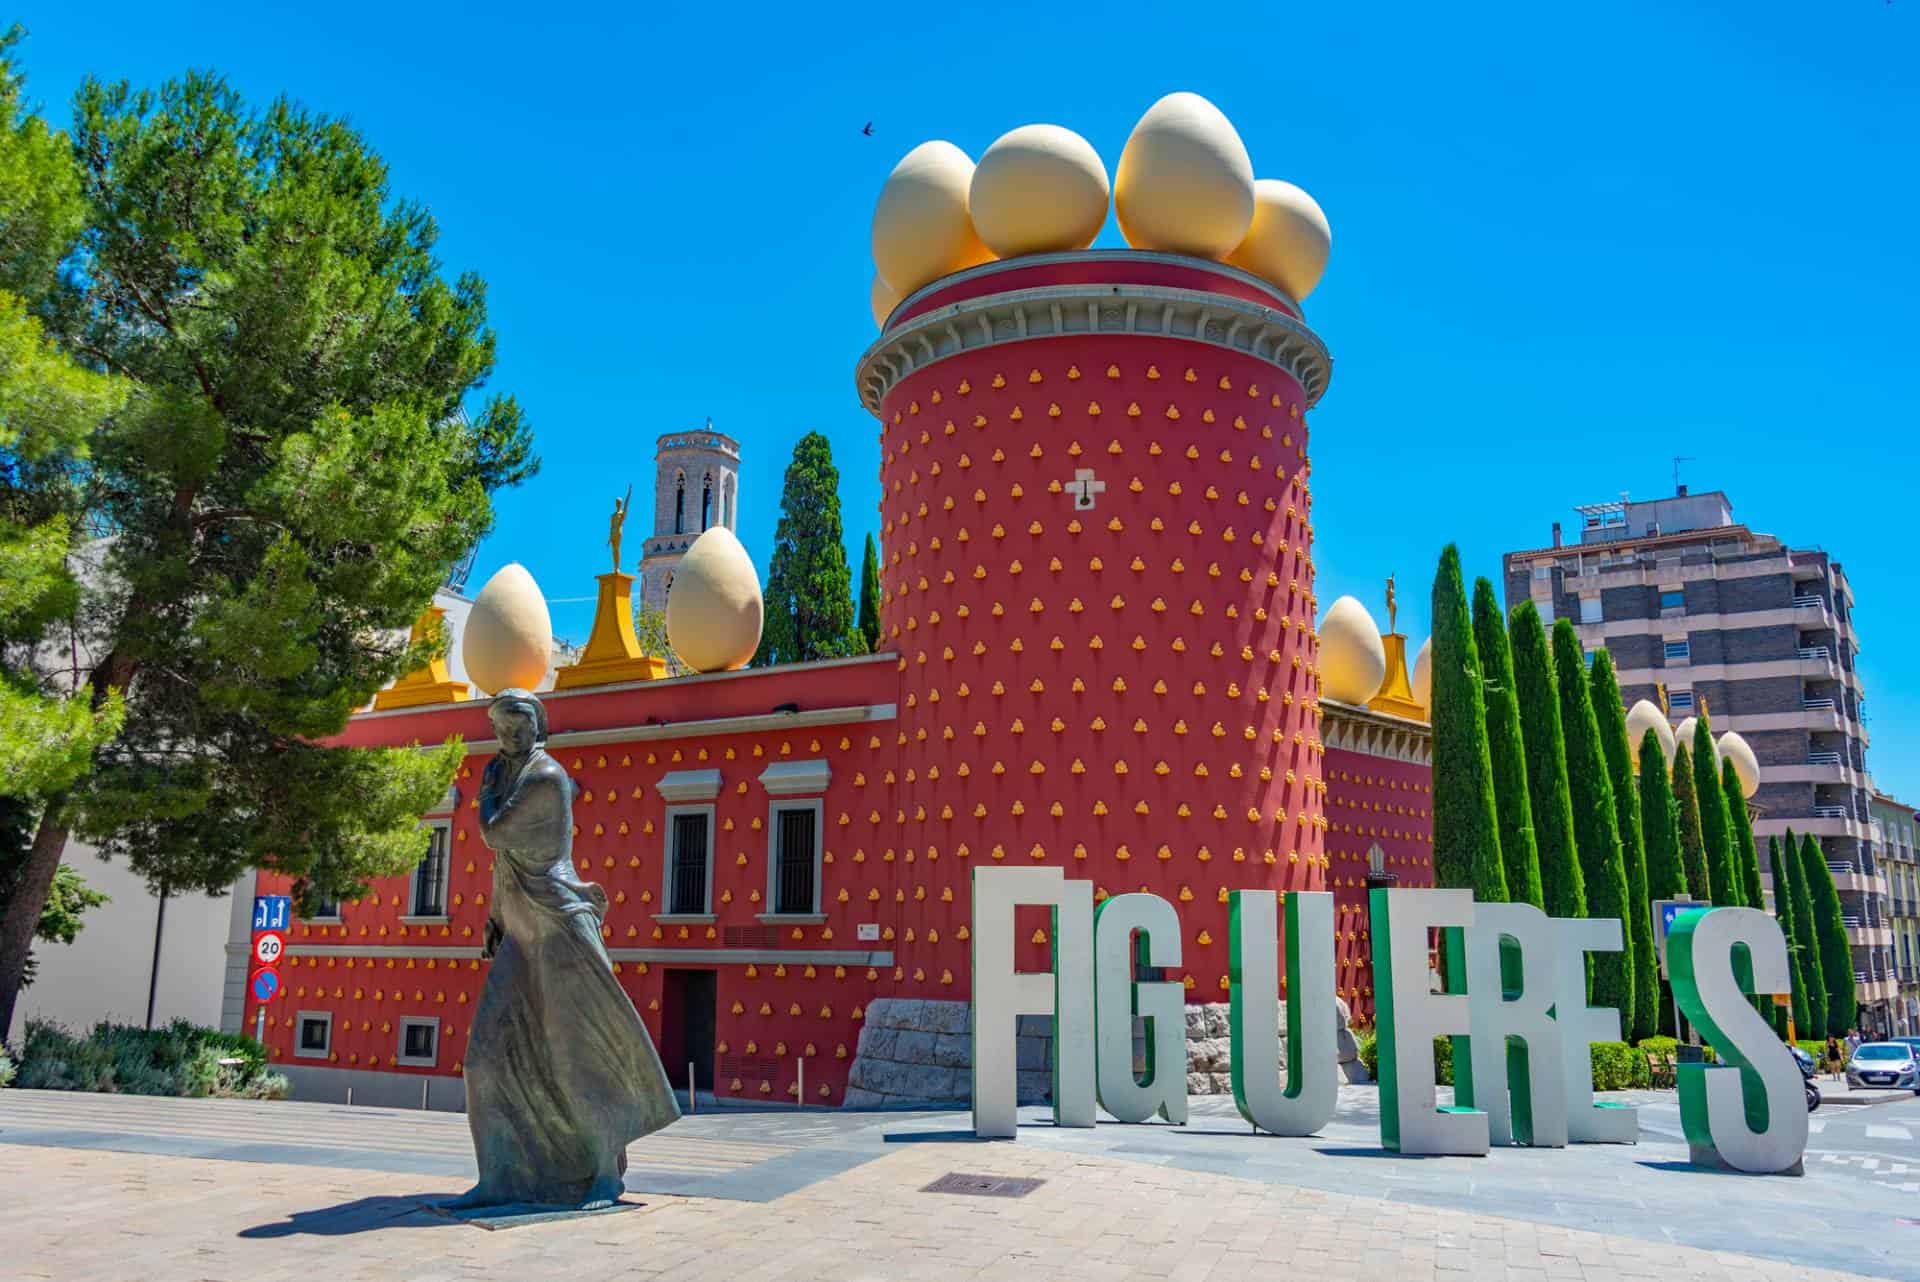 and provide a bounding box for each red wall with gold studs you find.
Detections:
[245,254,1438,1107]
[1322,747,1436,1024]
